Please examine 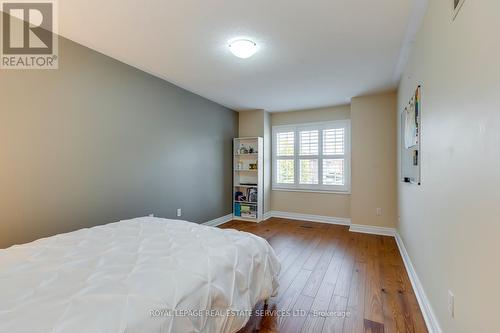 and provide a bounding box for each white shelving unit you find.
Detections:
[233,137,263,222]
